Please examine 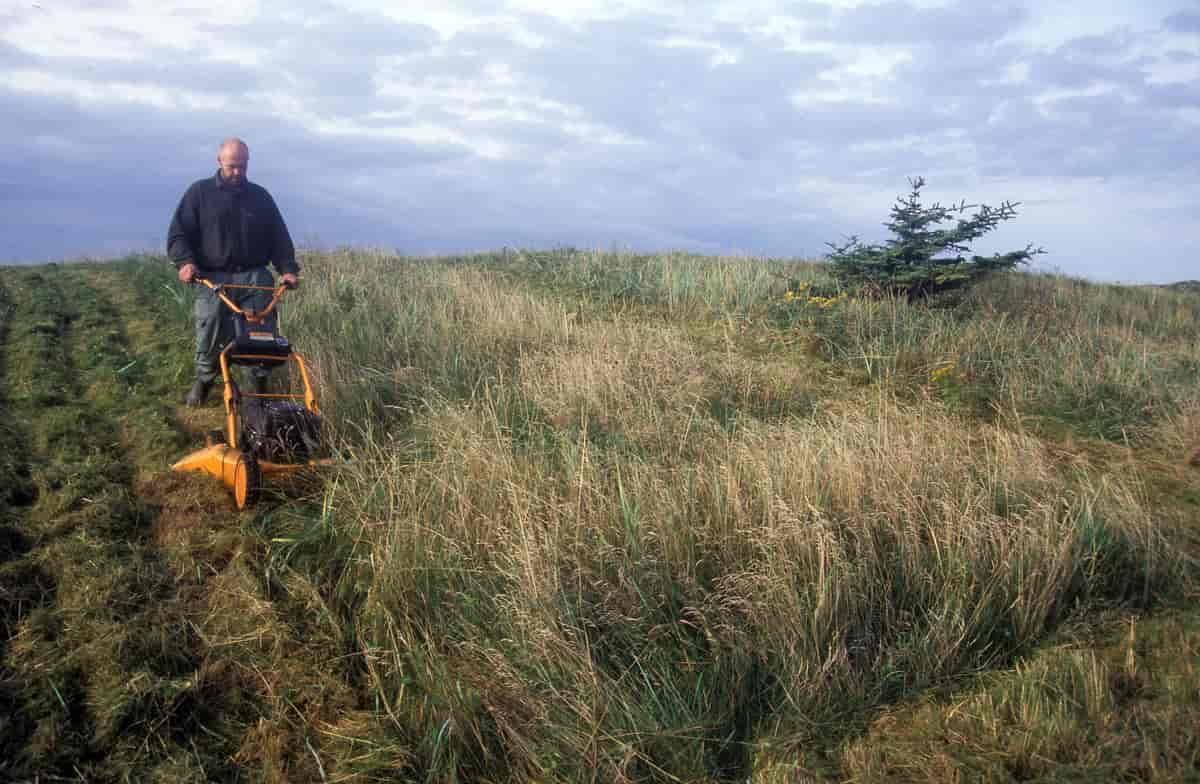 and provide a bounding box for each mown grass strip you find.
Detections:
[0,270,53,774]
[0,265,100,778]
[0,274,37,511]
[0,265,244,780]
[55,263,254,781]
[99,257,361,780]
